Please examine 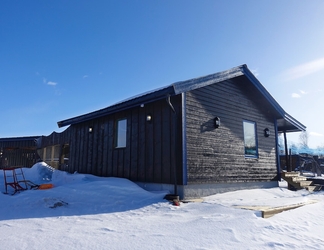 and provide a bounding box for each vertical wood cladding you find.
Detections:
[0,137,40,168]
[67,95,182,185]
[41,73,279,186]
[185,76,278,184]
